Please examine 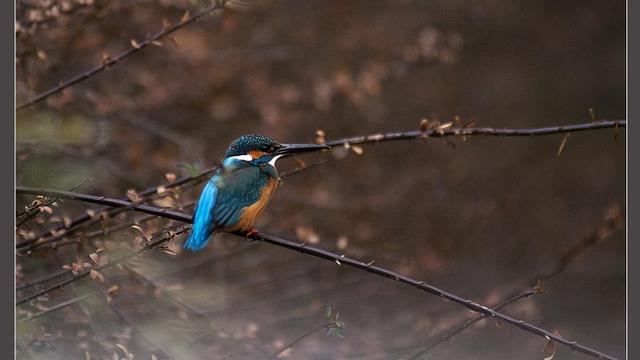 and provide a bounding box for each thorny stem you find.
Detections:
[15,187,618,360]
